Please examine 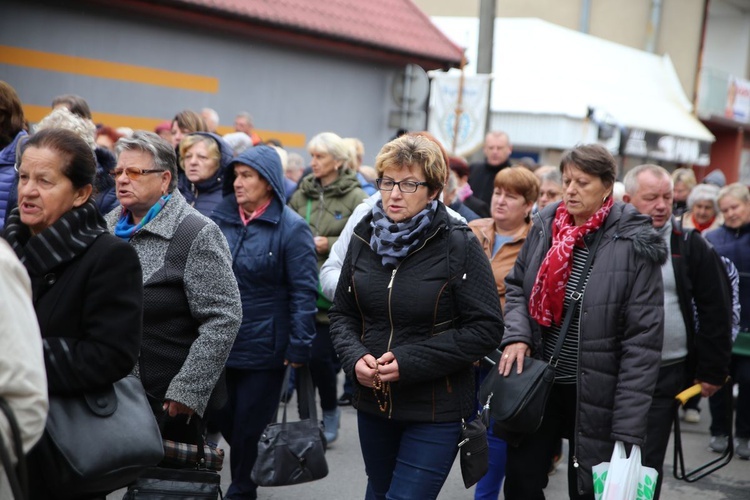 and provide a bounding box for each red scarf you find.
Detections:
[691,212,715,233]
[528,197,613,326]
